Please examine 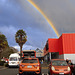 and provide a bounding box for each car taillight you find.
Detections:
[34,64,39,67]
[20,64,25,67]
